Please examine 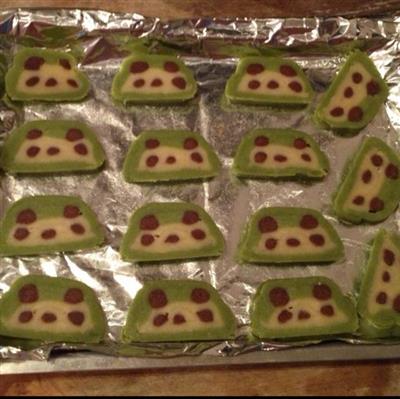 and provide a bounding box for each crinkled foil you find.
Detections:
[1,9,400,369]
